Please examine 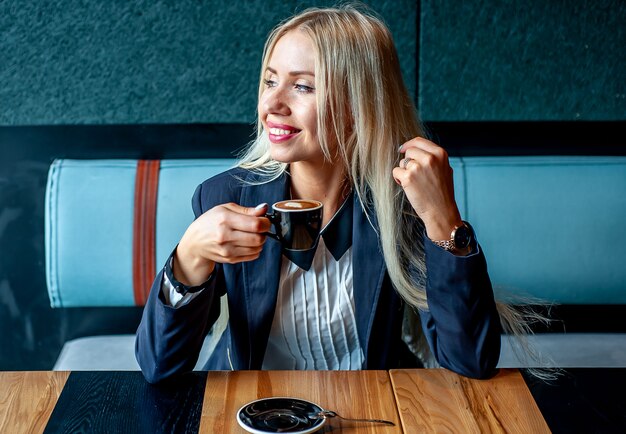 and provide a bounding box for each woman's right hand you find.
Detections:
[172,203,271,286]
